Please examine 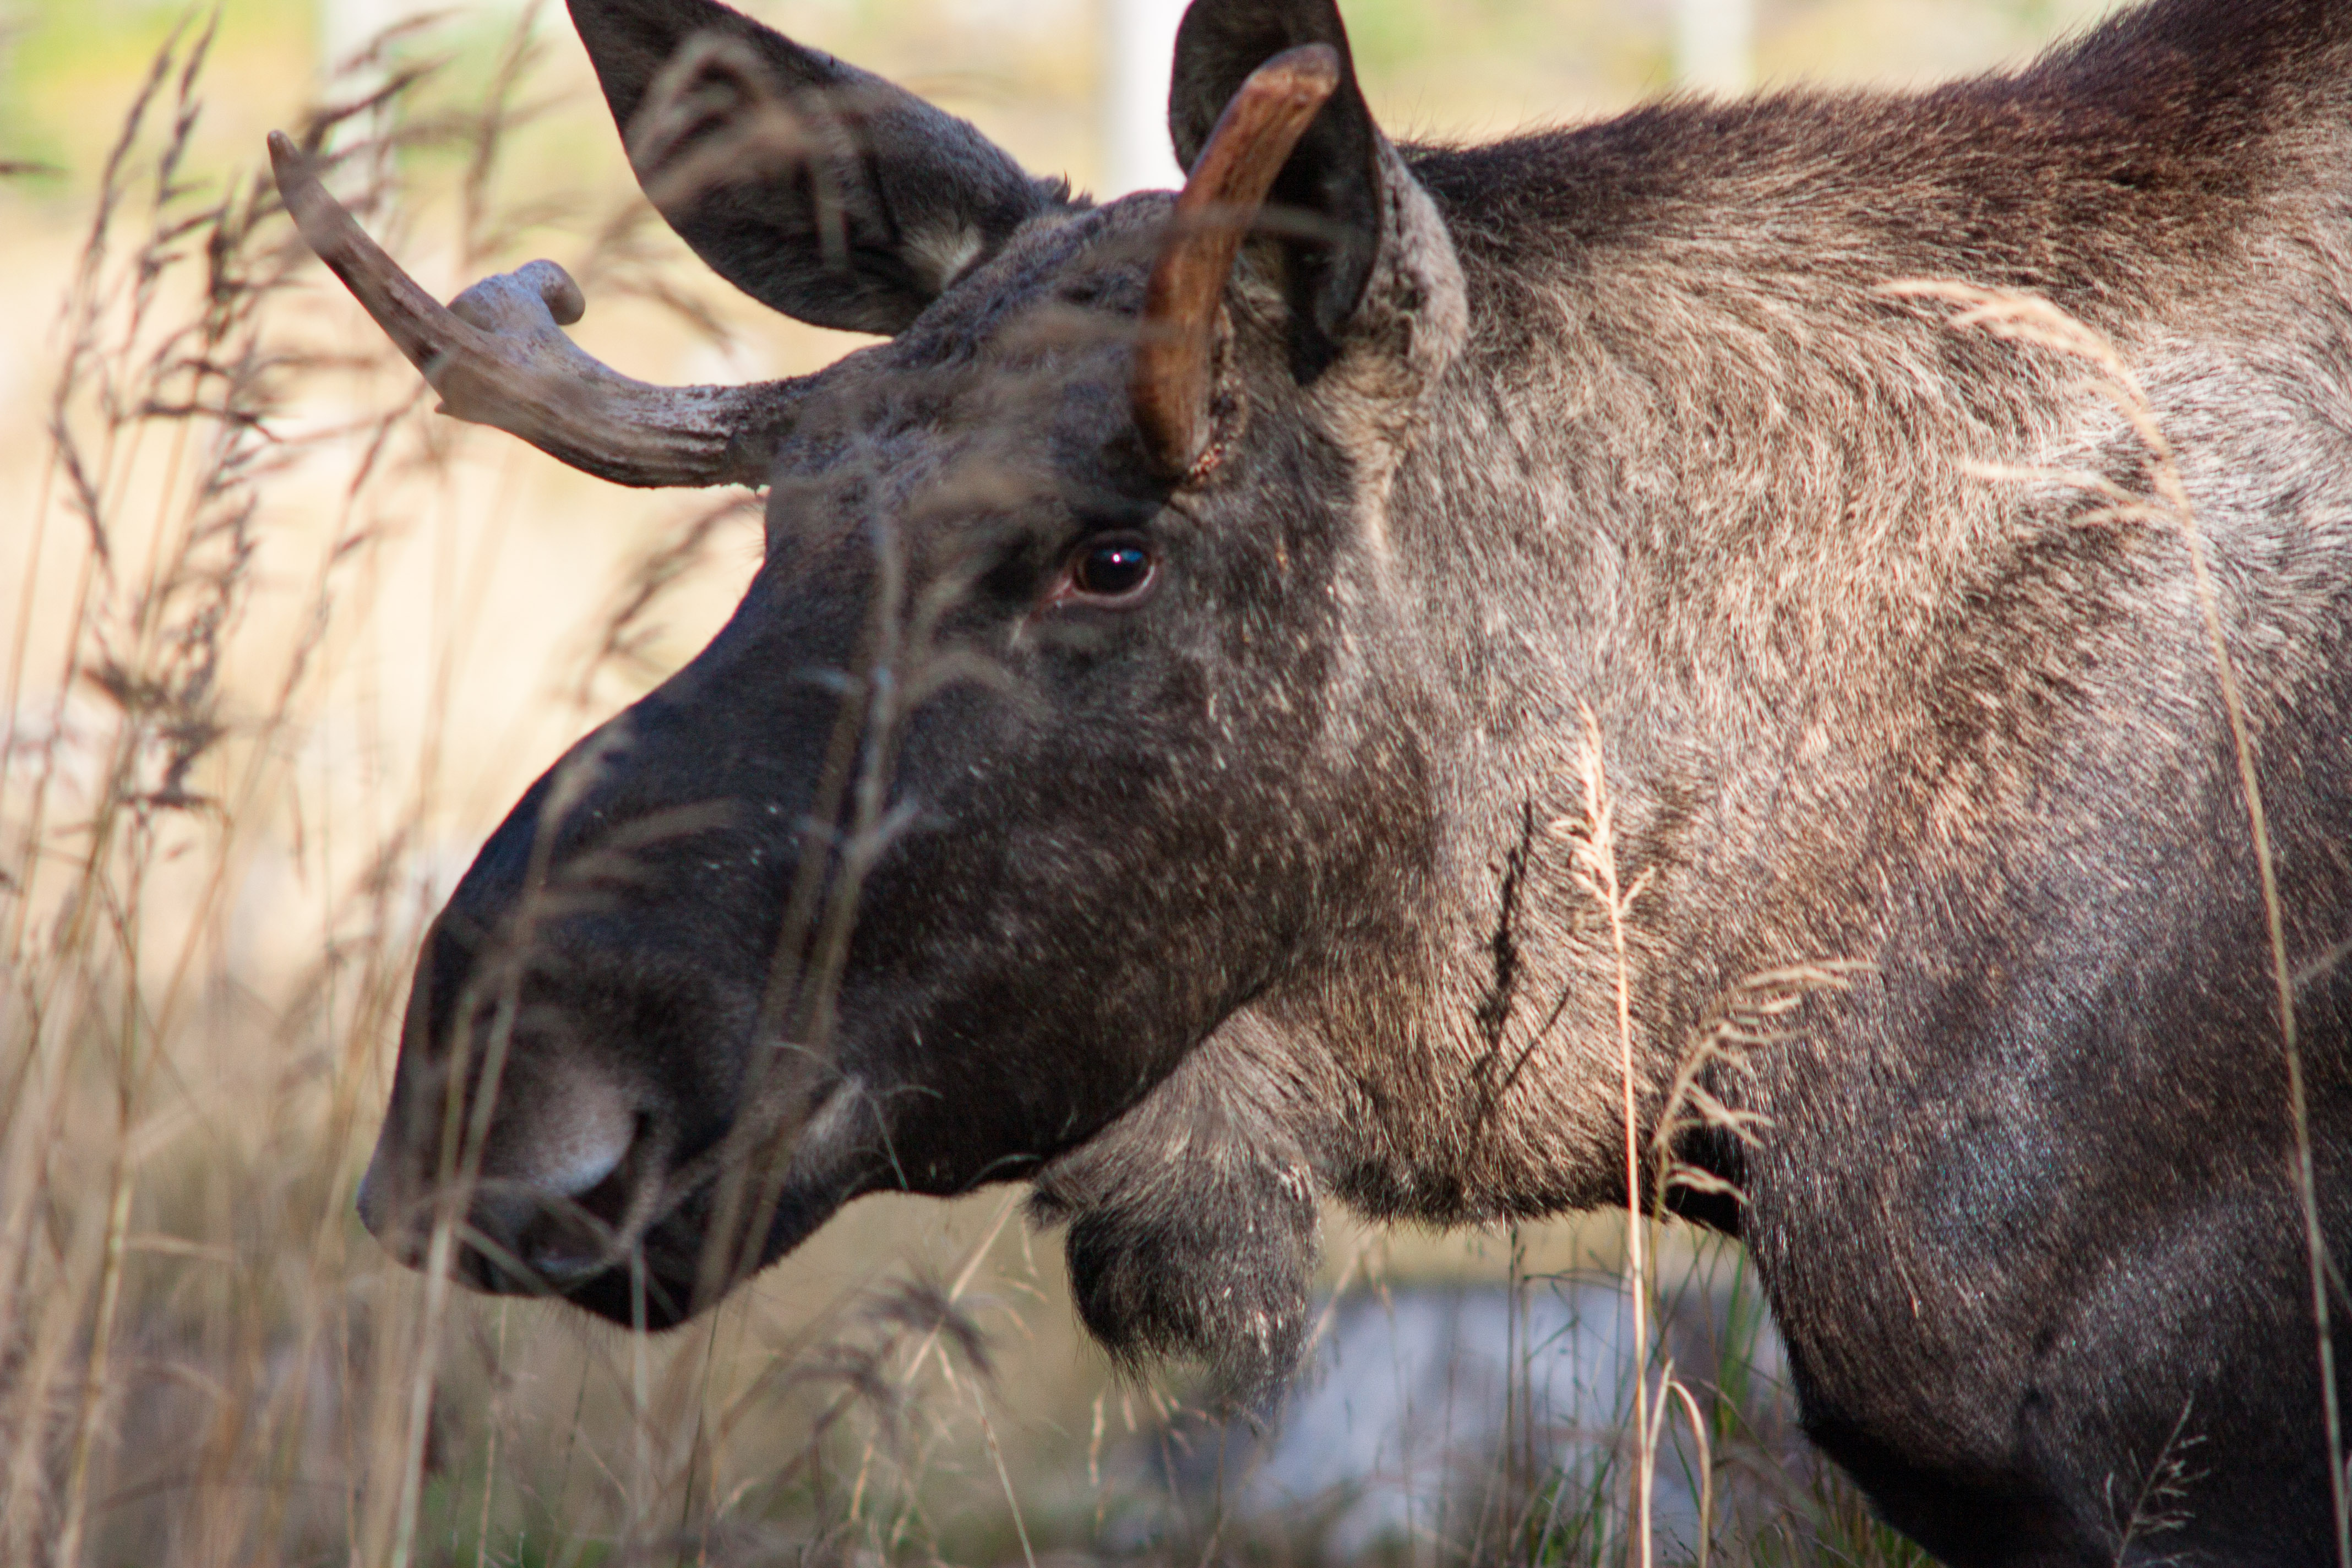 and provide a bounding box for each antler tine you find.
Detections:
[268,131,799,489]
[1130,45,1340,481]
